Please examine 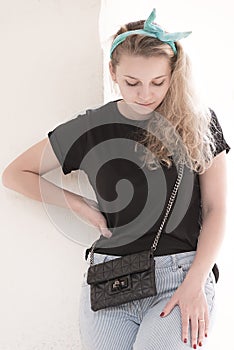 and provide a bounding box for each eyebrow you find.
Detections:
[123,74,167,80]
